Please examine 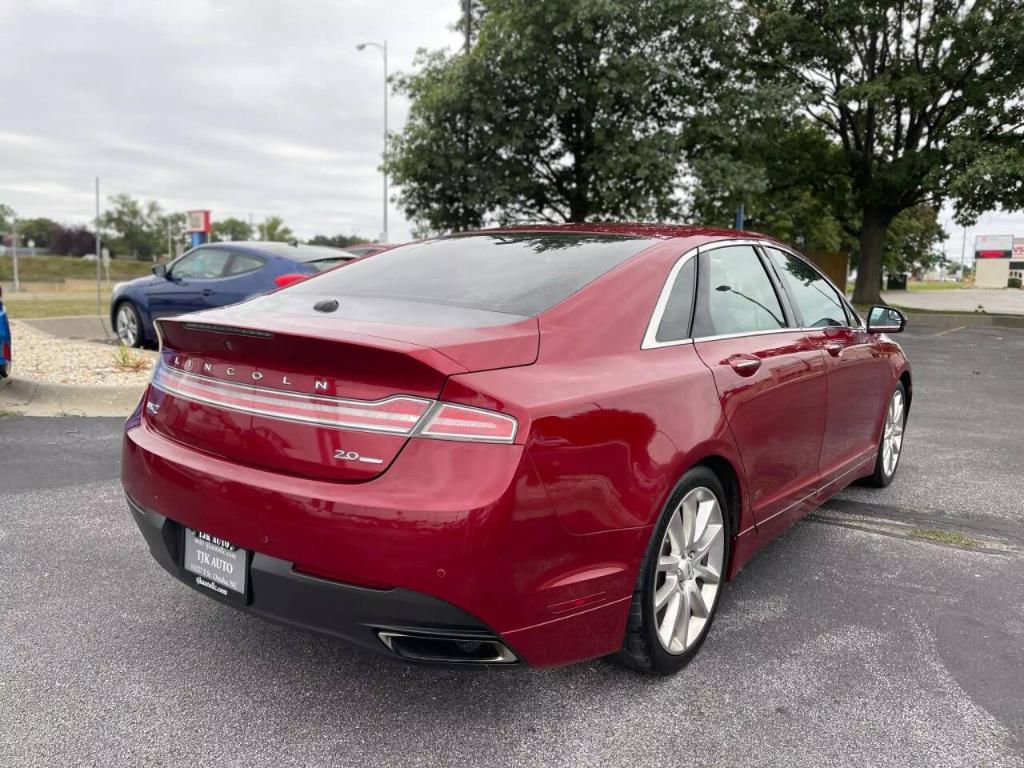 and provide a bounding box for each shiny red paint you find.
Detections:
[122,224,910,668]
